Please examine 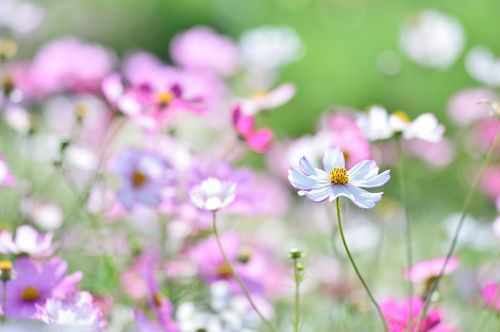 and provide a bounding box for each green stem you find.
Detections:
[397,141,414,330]
[417,128,500,329]
[335,198,389,332]
[211,212,276,332]
[293,259,300,332]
